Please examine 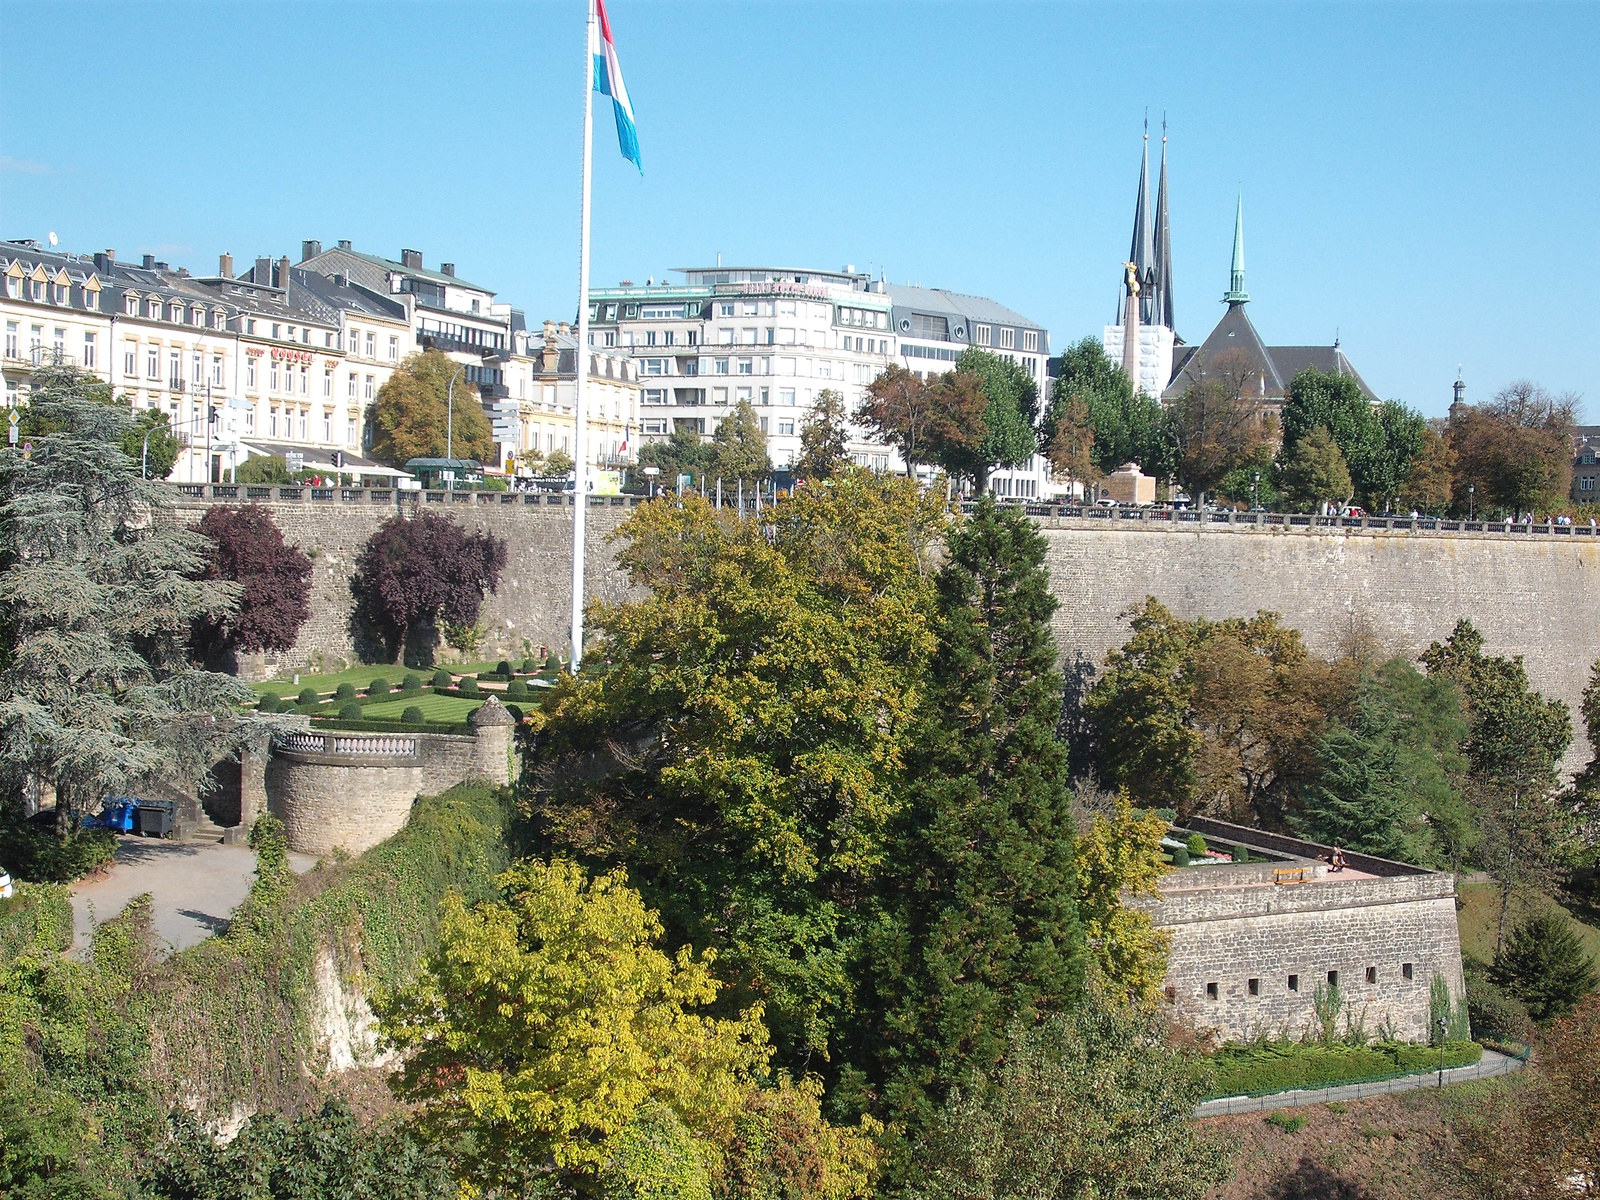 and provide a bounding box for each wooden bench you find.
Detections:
[1273,868,1307,886]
